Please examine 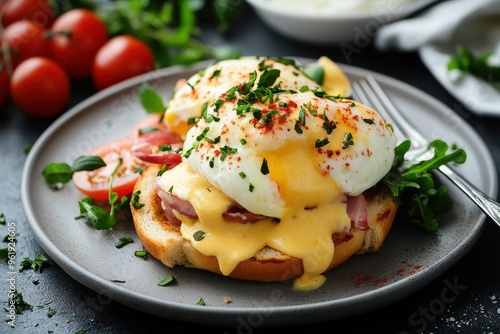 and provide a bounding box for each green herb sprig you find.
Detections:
[448,45,500,89]
[75,159,128,230]
[384,139,467,232]
[42,156,106,188]
[19,251,50,273]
